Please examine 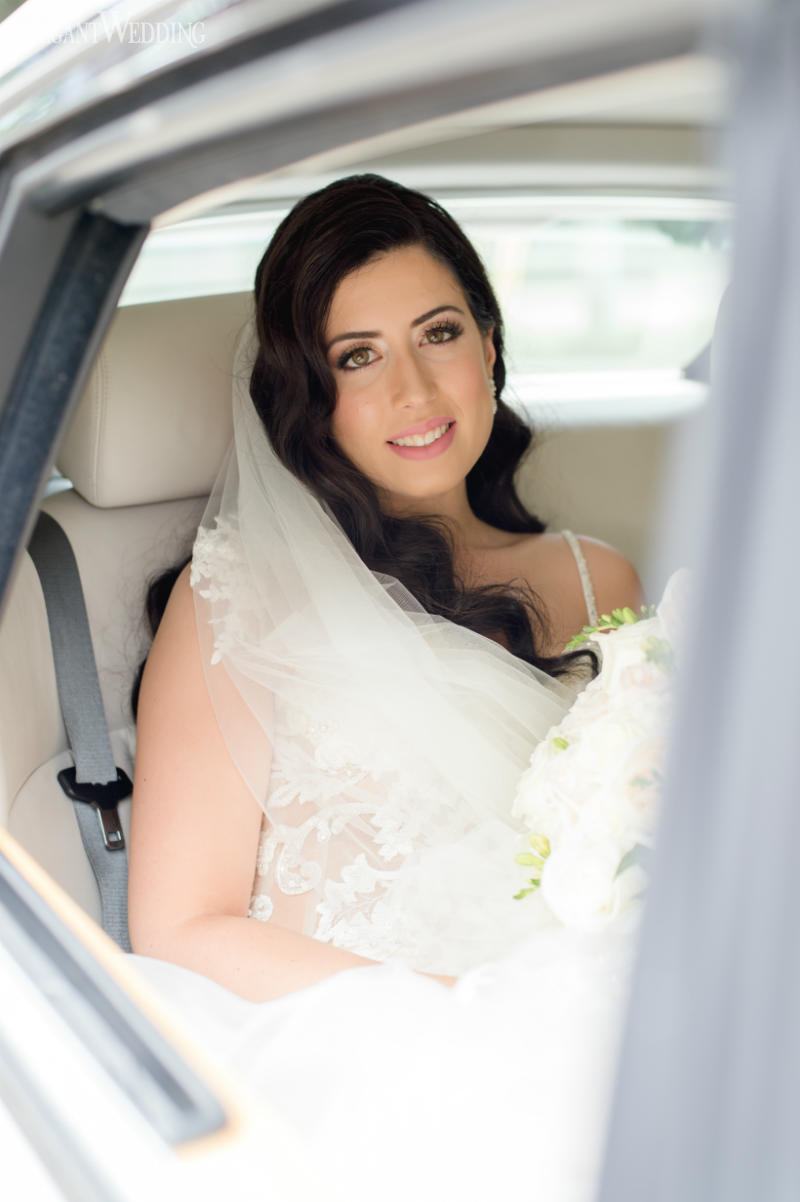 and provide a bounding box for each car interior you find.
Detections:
[23,0,800,1195]
[9,0,800,1194]
[0,52,728,935]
